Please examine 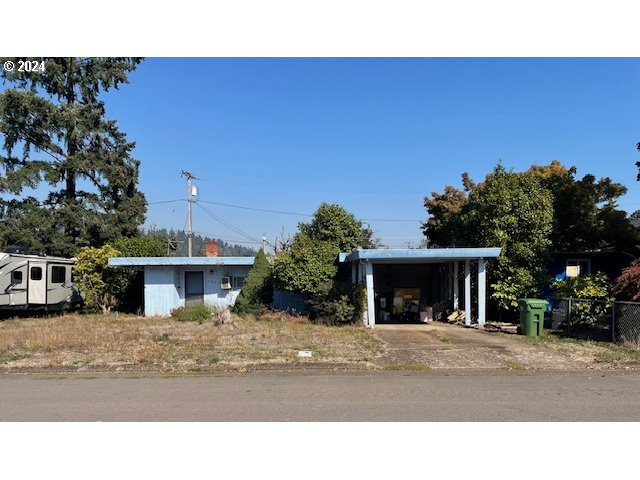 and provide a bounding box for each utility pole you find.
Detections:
[181,170,196,257]
[166,238,182,256]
